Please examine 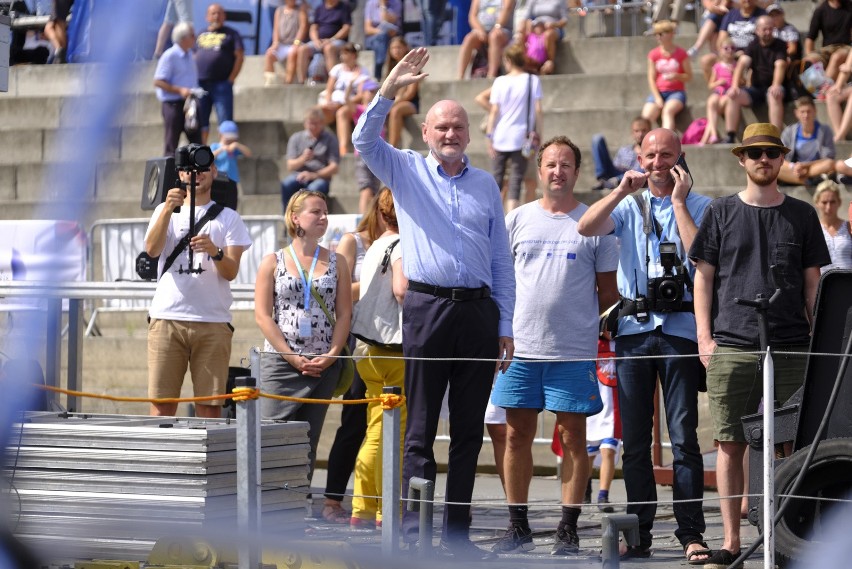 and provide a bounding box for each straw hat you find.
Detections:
[731,123,790,156]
